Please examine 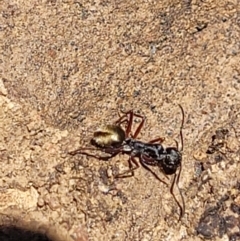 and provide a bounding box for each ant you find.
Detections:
[69,105,185,220]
